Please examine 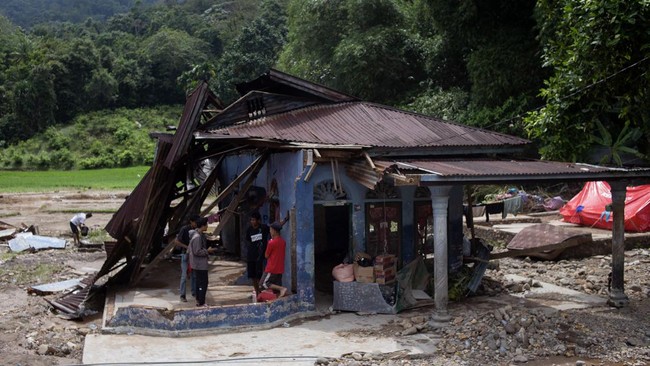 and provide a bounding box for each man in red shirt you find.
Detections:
[259,221,288,298]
